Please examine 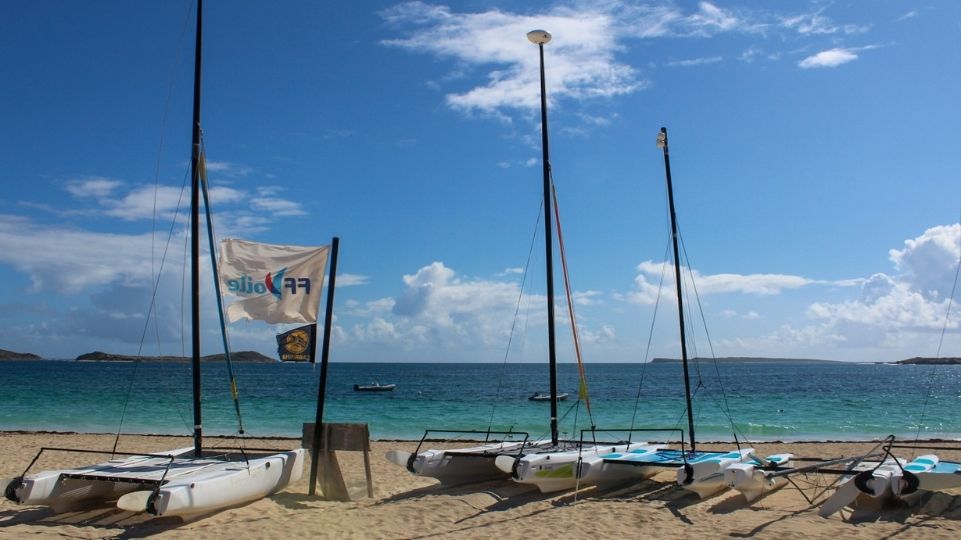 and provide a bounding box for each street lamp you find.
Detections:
[528,29,559,446]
